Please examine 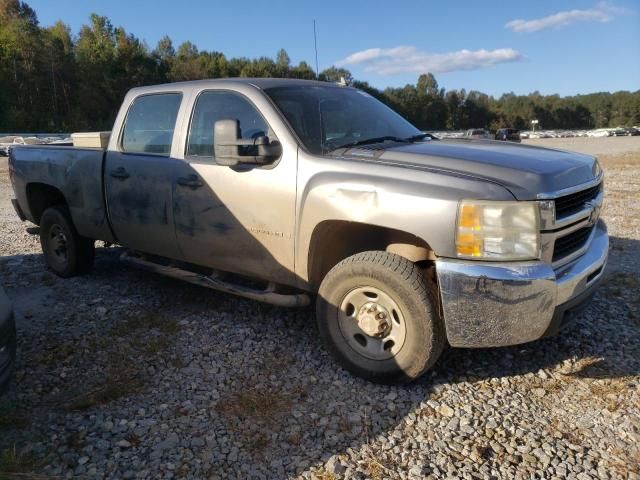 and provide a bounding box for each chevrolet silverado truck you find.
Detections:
[8,79,608,383]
